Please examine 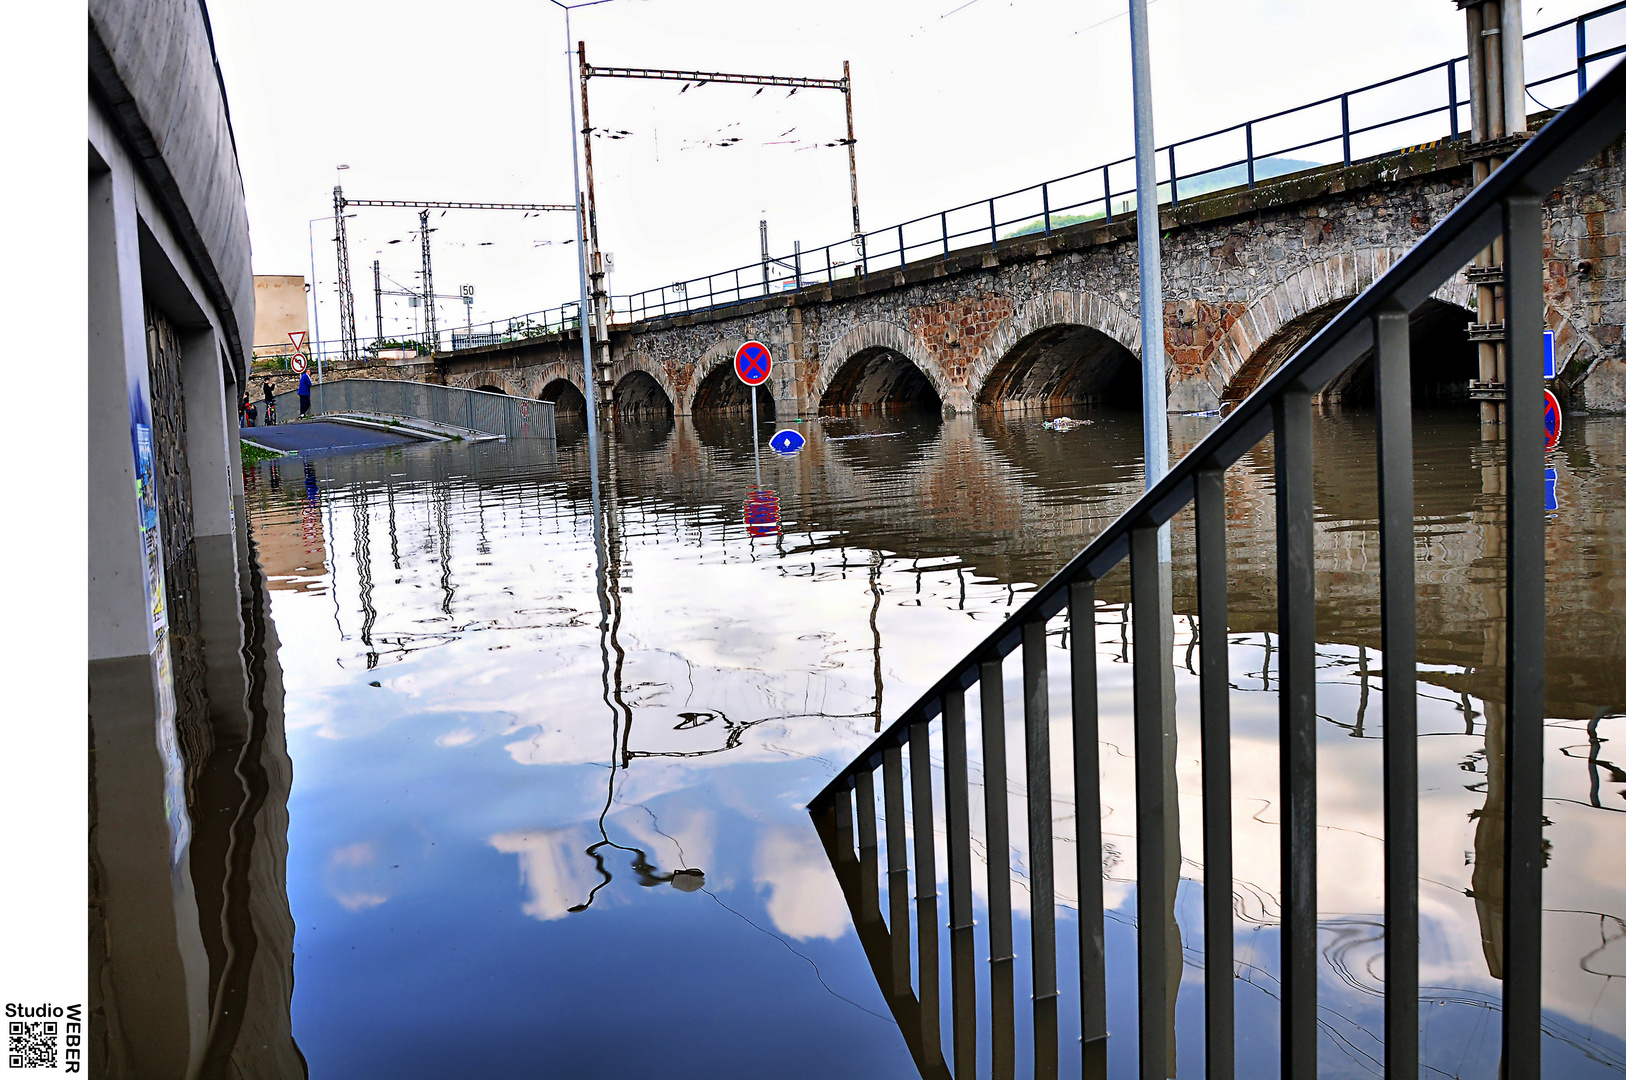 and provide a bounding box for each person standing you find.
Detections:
[262,377,277,426]
[297,367,313,419]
